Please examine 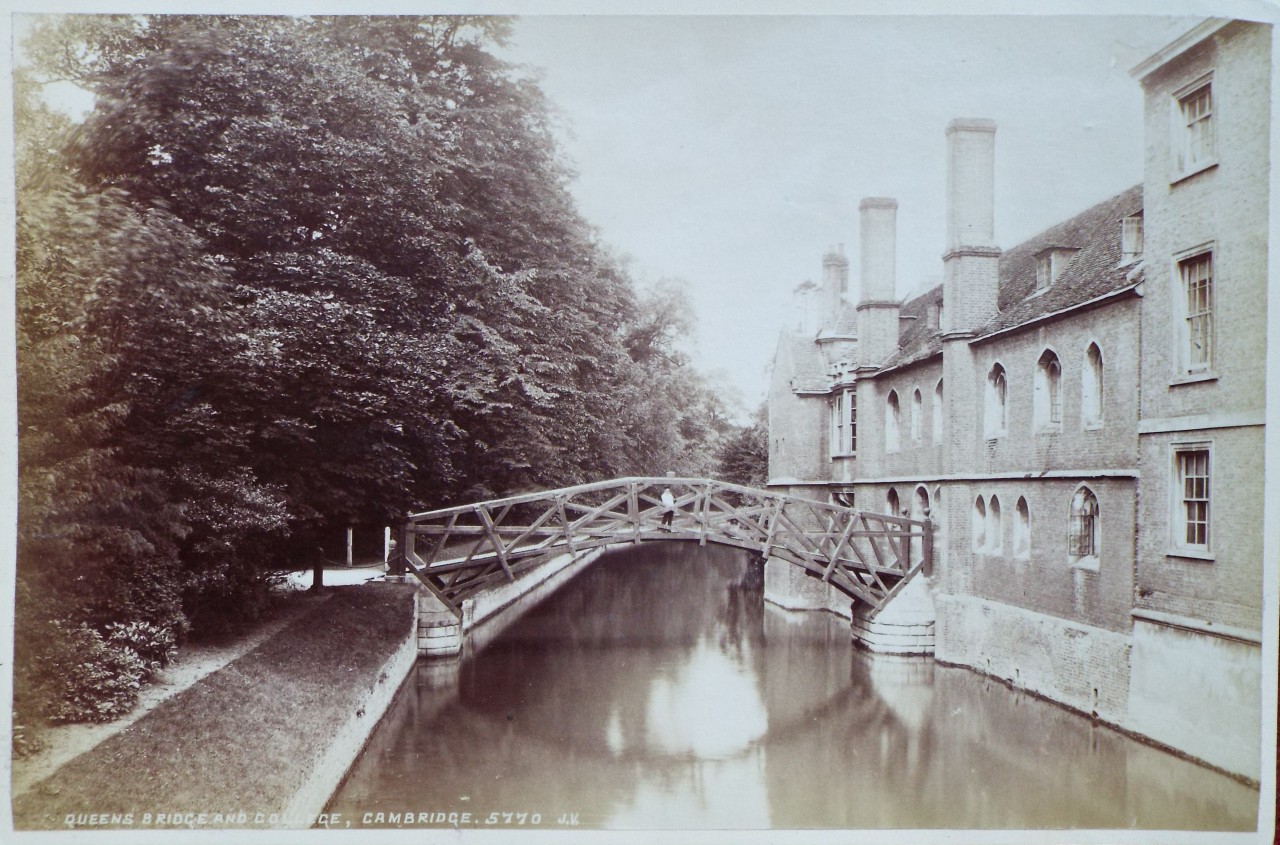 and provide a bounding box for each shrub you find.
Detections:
[104,621,177,680]
[42,622,150,724]
[11,711,47,759]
